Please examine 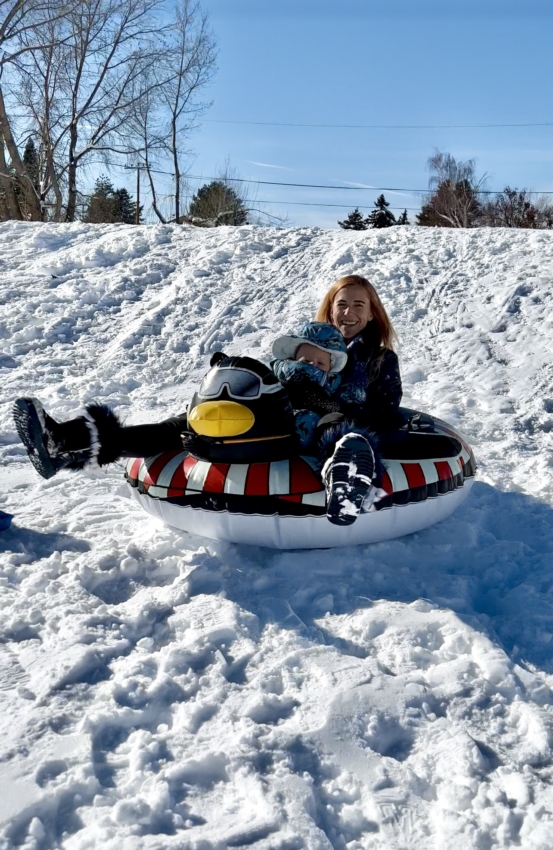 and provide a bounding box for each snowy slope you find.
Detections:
[1,221,553,849]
